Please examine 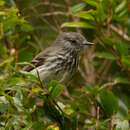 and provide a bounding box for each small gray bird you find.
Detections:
[24,32,94,83]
